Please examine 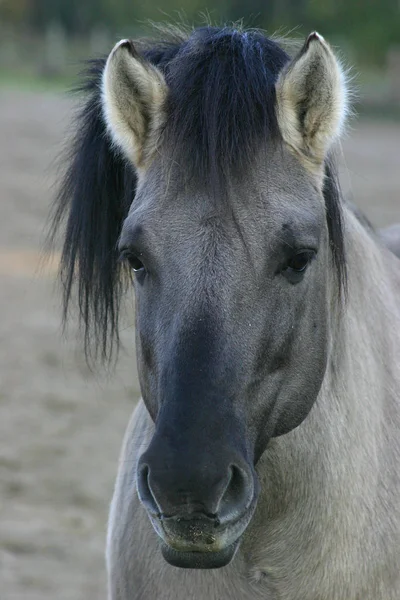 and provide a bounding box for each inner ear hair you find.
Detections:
[276,32,348,172]
[102,39,168,170]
